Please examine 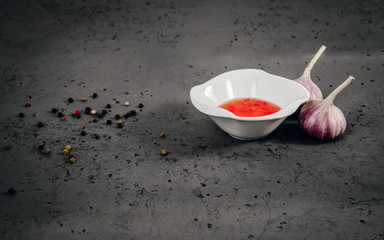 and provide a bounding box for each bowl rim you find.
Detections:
[190,68,310,121]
